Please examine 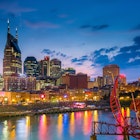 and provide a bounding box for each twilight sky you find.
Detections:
[0,0,140,82]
